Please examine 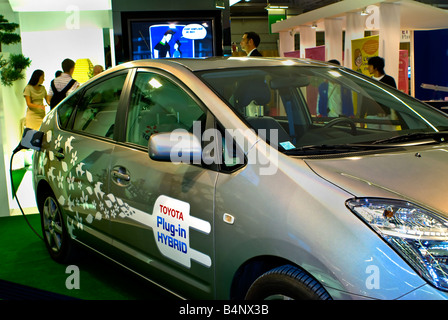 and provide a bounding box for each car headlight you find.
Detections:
[346,198,448,291]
